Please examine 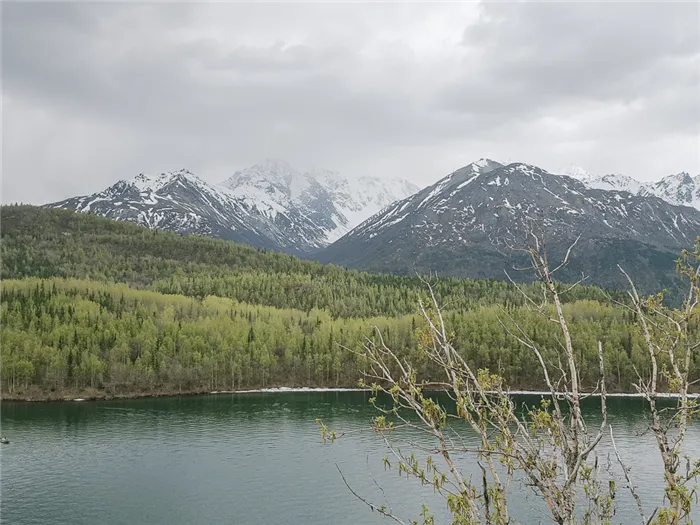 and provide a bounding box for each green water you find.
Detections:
[1,392,698,524]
